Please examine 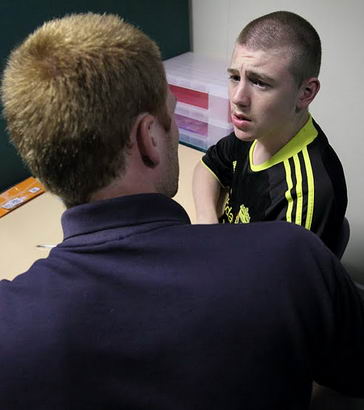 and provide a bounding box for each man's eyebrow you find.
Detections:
[227,67,275,84]
[246,70,275,83]
[227,68,239,75]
